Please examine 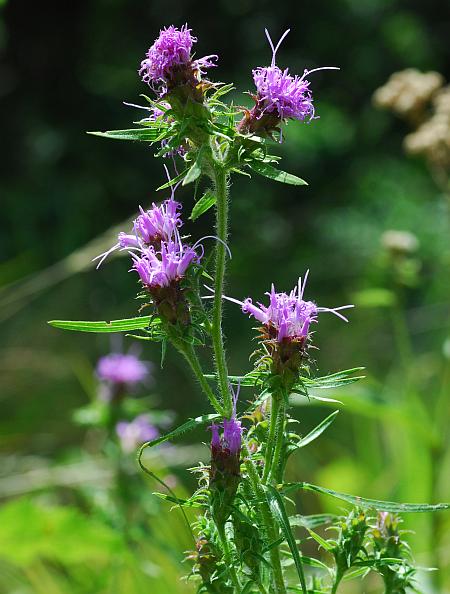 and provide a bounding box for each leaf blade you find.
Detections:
[250,161,308,186]
[283,482,450,513]
[48,316,156,333]
[190,191,217,221]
